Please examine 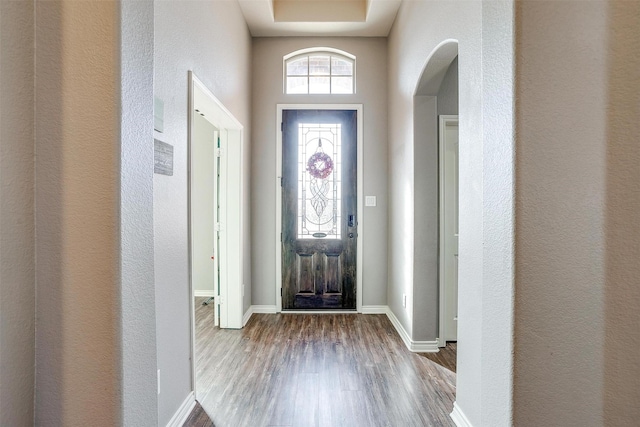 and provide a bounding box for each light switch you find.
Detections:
[365,196,377,207]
